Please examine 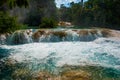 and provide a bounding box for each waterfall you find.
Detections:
[1,29,120,80]
[0,33,11,45]
[0,34,6,45]
[0,29,120,45]
[10,30,33,44]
